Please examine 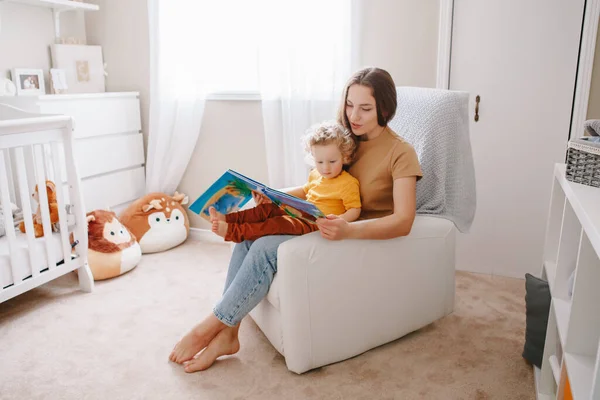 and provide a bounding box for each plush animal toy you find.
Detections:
[119,192,189,254]
[19,180,59,238]
[86,209,142,281]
